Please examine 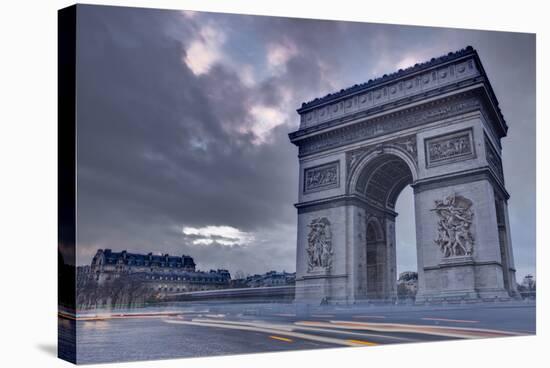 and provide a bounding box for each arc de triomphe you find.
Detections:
[288,46,519,304]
